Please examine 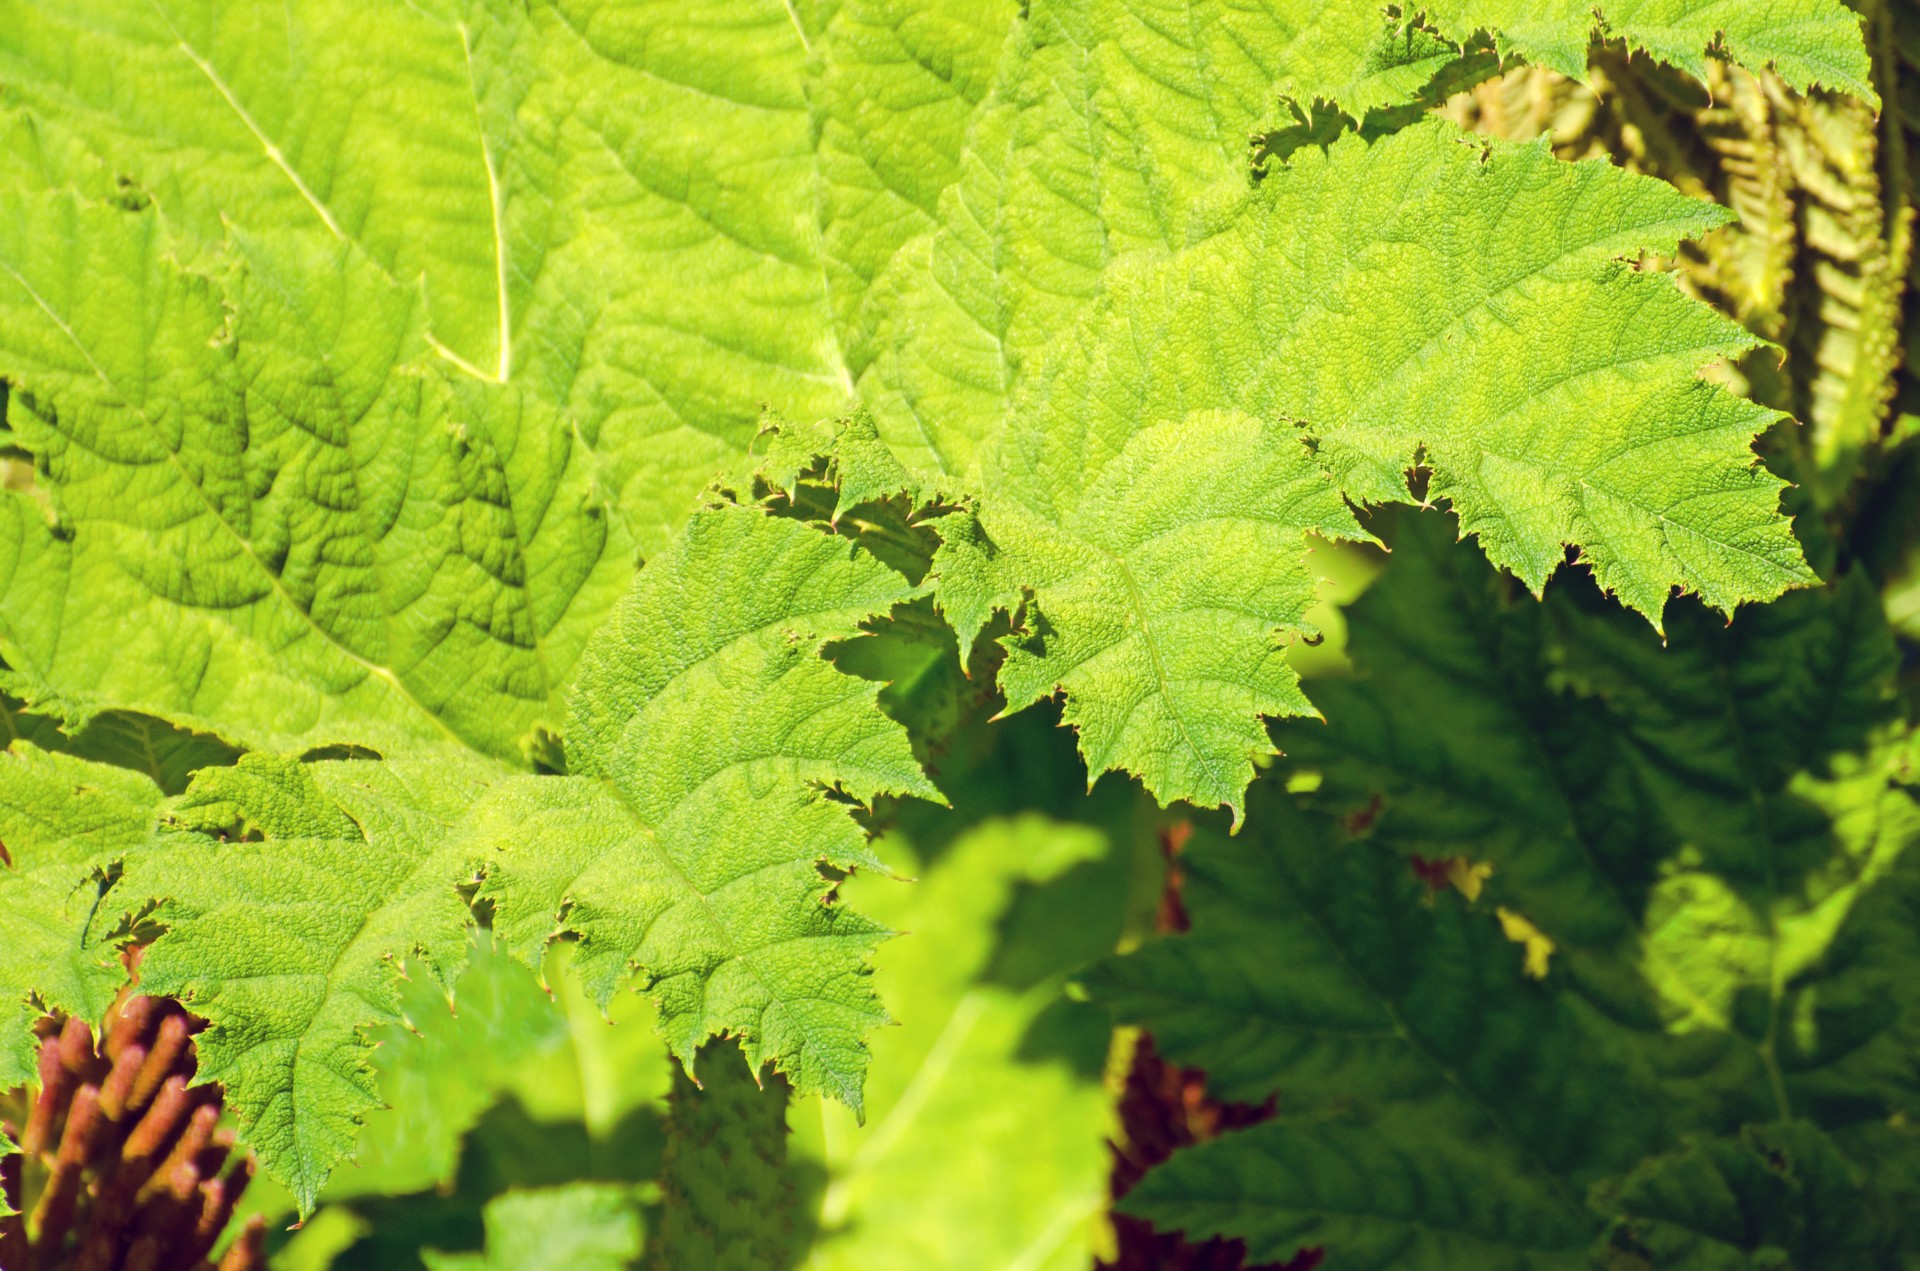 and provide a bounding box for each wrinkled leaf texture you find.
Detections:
[0,0,1877,1206]
[1087,512,1920,1268]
